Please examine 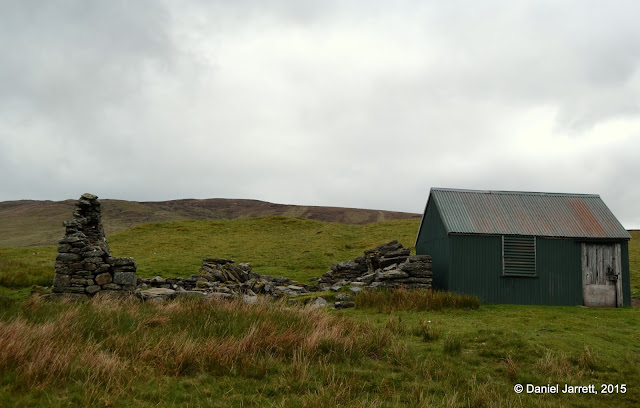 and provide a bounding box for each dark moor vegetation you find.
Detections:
[0,218,639,407]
